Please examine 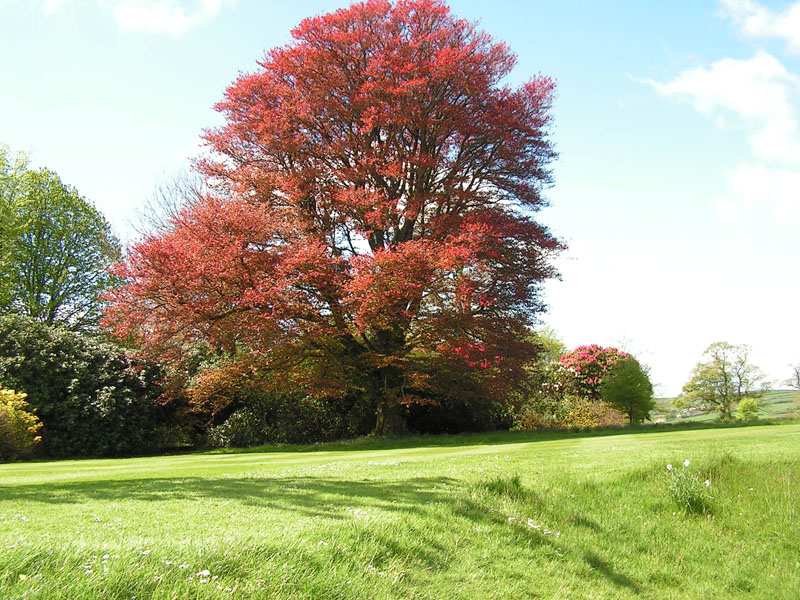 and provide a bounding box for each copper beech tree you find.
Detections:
[104,0,562,435]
